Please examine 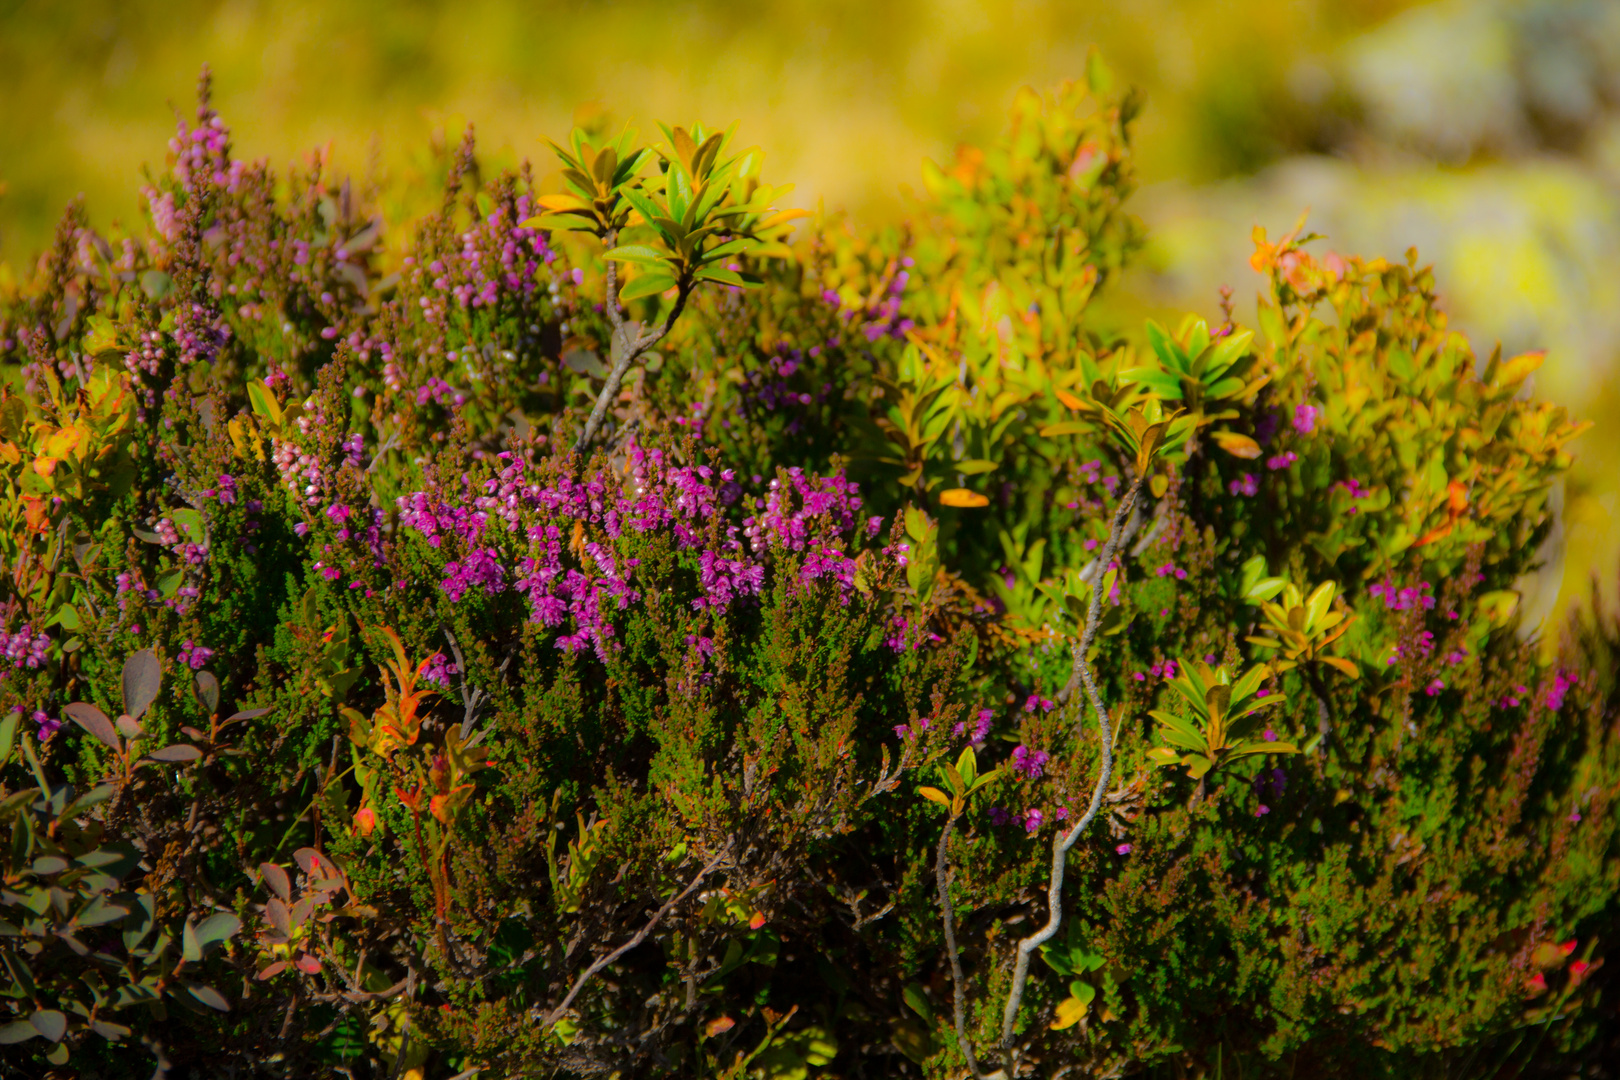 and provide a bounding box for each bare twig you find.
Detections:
[539,844,730,1029]
[936,814,985,1079]
[365,429,402,474]
[574,229,691,452]
[998,474,1145,1053]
